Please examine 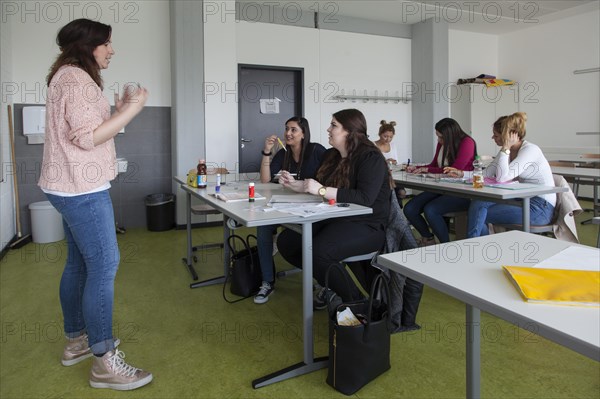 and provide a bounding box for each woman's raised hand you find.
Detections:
[117,83,148,113]
[264,135,277,154]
